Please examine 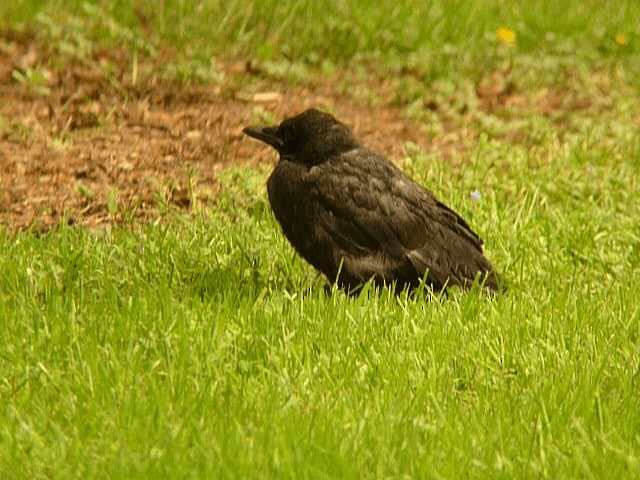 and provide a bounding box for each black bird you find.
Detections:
[243,108,500,293]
